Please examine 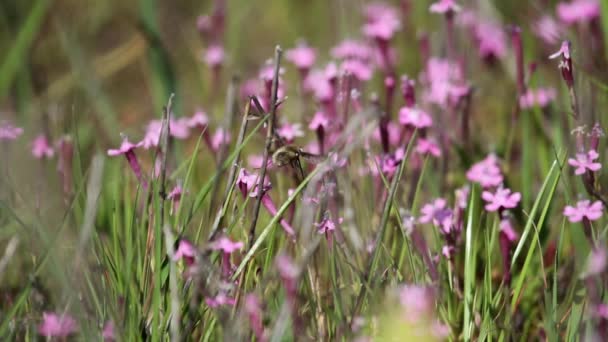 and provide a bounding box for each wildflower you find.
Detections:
[419,198,454,234]
[519,88,557,109]
[331,40,373,61]
[340,59,374,81]
[466,154,504,188]
[557,0,600,25]
[167,184,183,214]
[475,20,508,61]
[401,76,416,107]
[533,16,563,45]
[398,285,434,320]
[429,0,461,14]
[276,254,299,300]
[399,107,433,129]
[277,122,304,142]
[583,247,607,277]
[304,68,335,103]
[173,239,197,265]
[31,134,54,159]
[210,236,244,276]
[455,185,470,209]
[247,154,273,169]
[563,200,603,222]
[210,128,231,152]
[362,3,401,41]
[108,136,147,189]
[102,320,116,341]
[316,216,343,234]
[416,138,441,157]
[286,43,317,73]
[372,121,401,147]
[205,292,236,308]
[482,187,521,212]
[550,41,575,91]
[568,149,601,175]
[259,60,285,83]
[499,217,518,284]
[0,121,23,140]
[204,44,225,69]
[38,312,78,338]
[309,111,329,131]
[423,58,470,108]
